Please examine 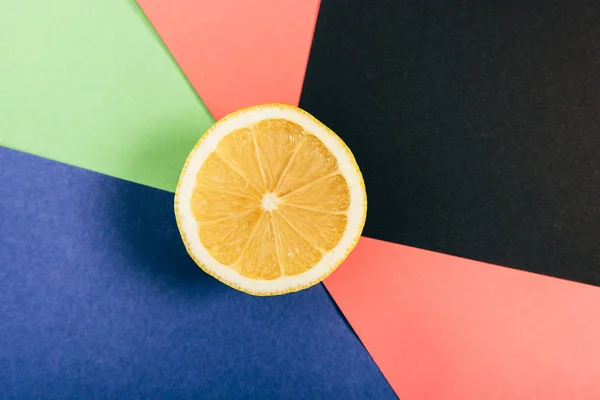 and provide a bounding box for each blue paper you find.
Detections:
[0,147,396,399]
